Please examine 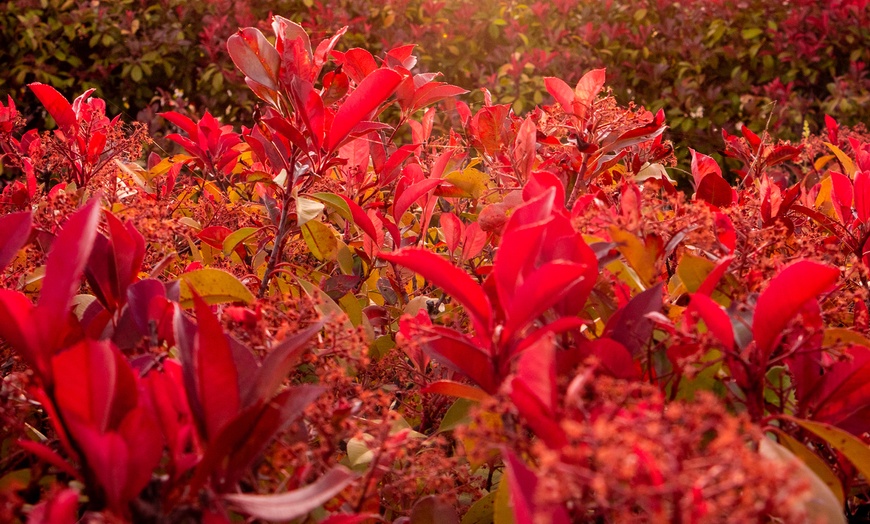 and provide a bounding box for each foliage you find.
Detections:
[4,0,869,183]
[3,10,870,524]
